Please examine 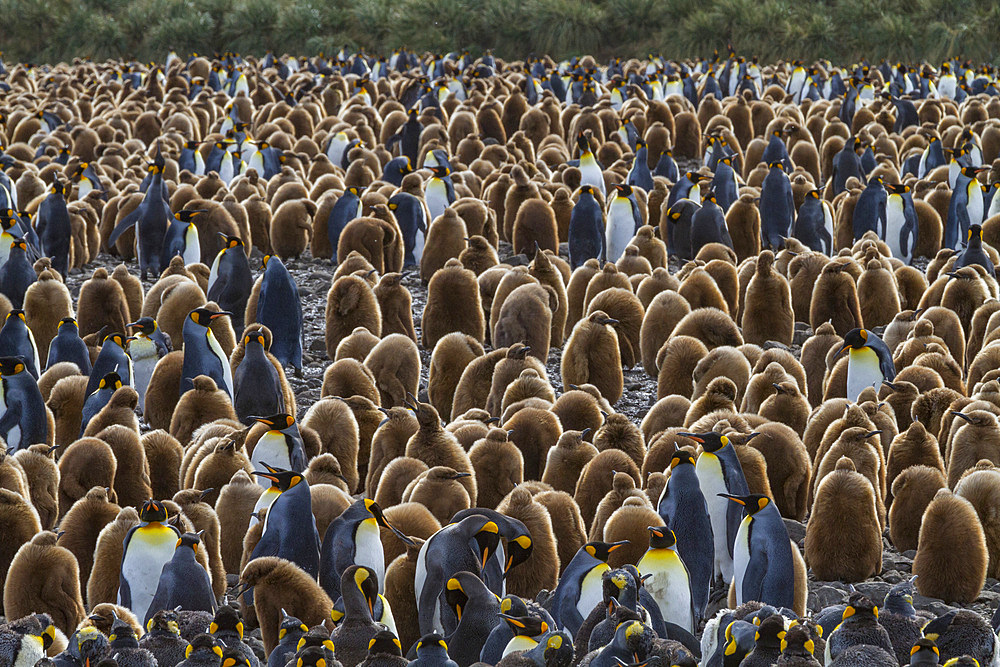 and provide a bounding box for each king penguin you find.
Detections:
[80,371,123,436]
[387,192,427,268]
[46,317,91,374]
[254,254,302,371]
[685,431,749,585]
[955,223,995,275]
[656,449,713,623]
[86,332,133,397]
[119,500,183,625]
[546,541,629,638]
[0,310,40,378]
[884,183,919,264]
[838,327,896,401]
[163,210,204,266]
[327,186,363,263]
[145,532,217,624]
[946,166,986,250]
[569,185,605,269]
[791,189,834,255]
[207,235,252,334]
[35,178,72,277]
[605,184,642,263]
[127,317,170,414]
[0,239,36,308]
[233,330,285,424]
[320,498,413,602]
[107,149,172,279]
[248,465,322,578]
[759,162,794,249]
[0,355,48,451]
[180,308,234,399]
[722,493,795,609]
[425,166,456,222]
[636,526,695,633]
[575,132,606,198]
[414,515,503,635]
[249,414,307,483]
